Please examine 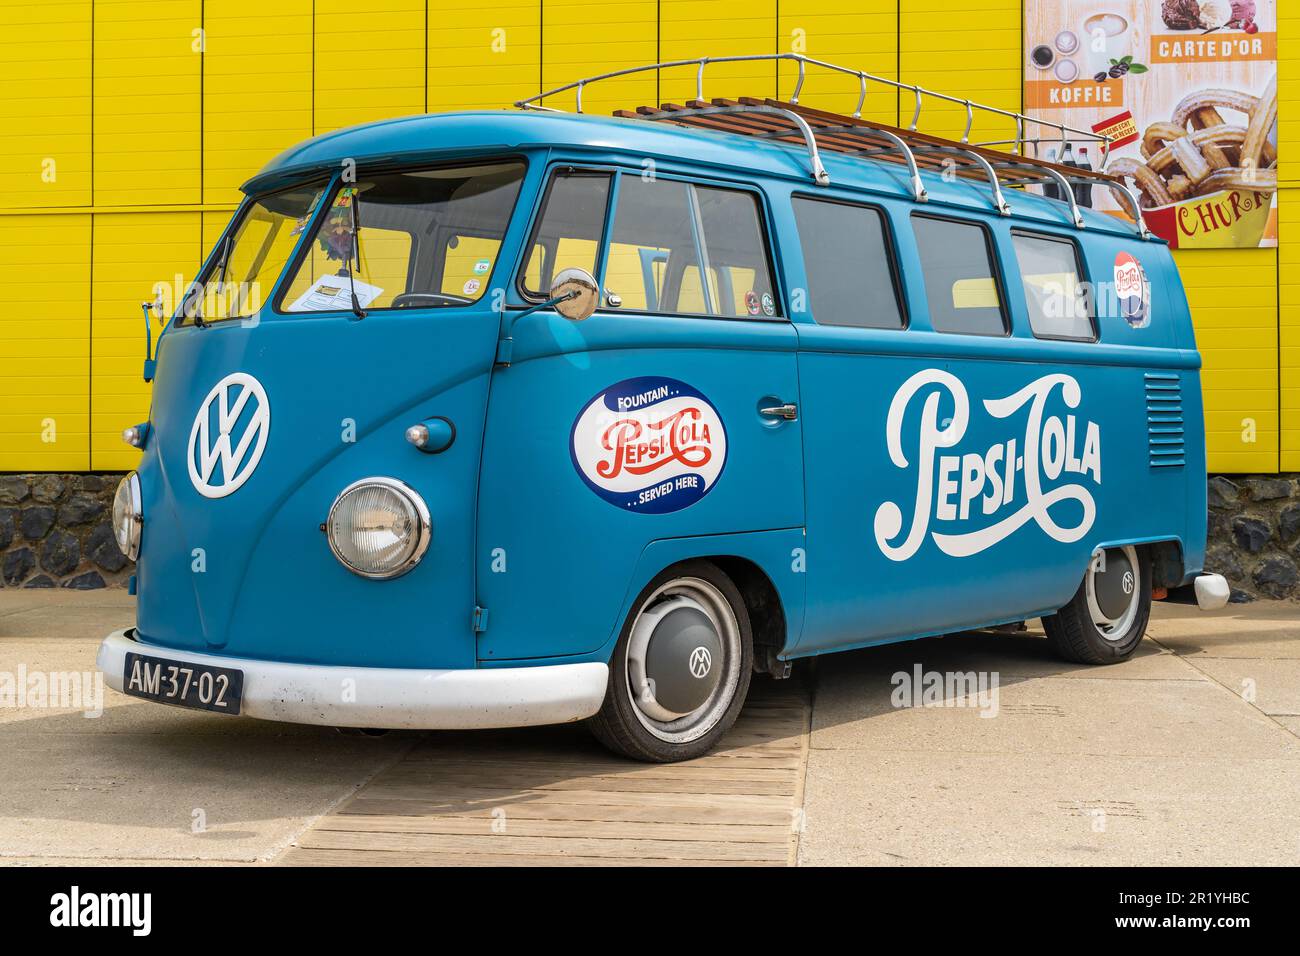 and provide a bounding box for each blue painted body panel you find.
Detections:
[130,109,1207,673]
